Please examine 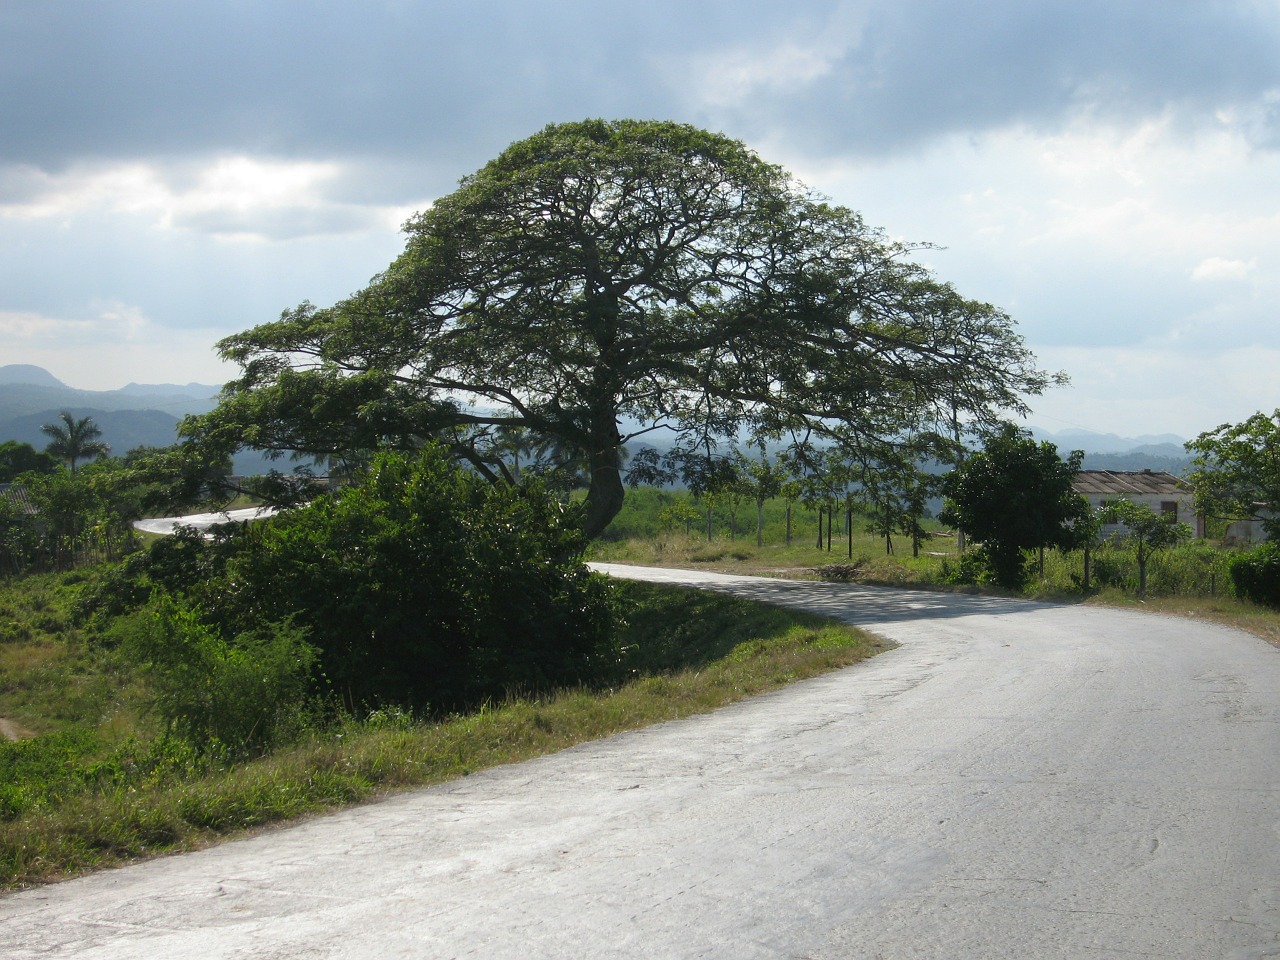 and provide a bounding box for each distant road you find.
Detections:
[3,565,1278,959]
[132,506,277,536]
